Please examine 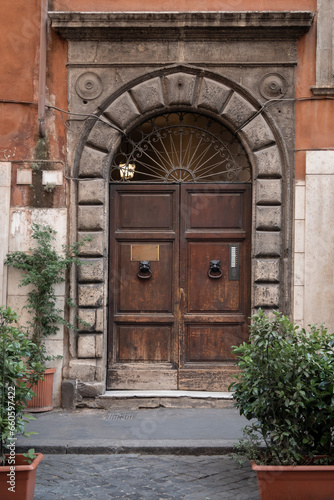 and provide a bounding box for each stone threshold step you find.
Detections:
[100,390,233,399]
